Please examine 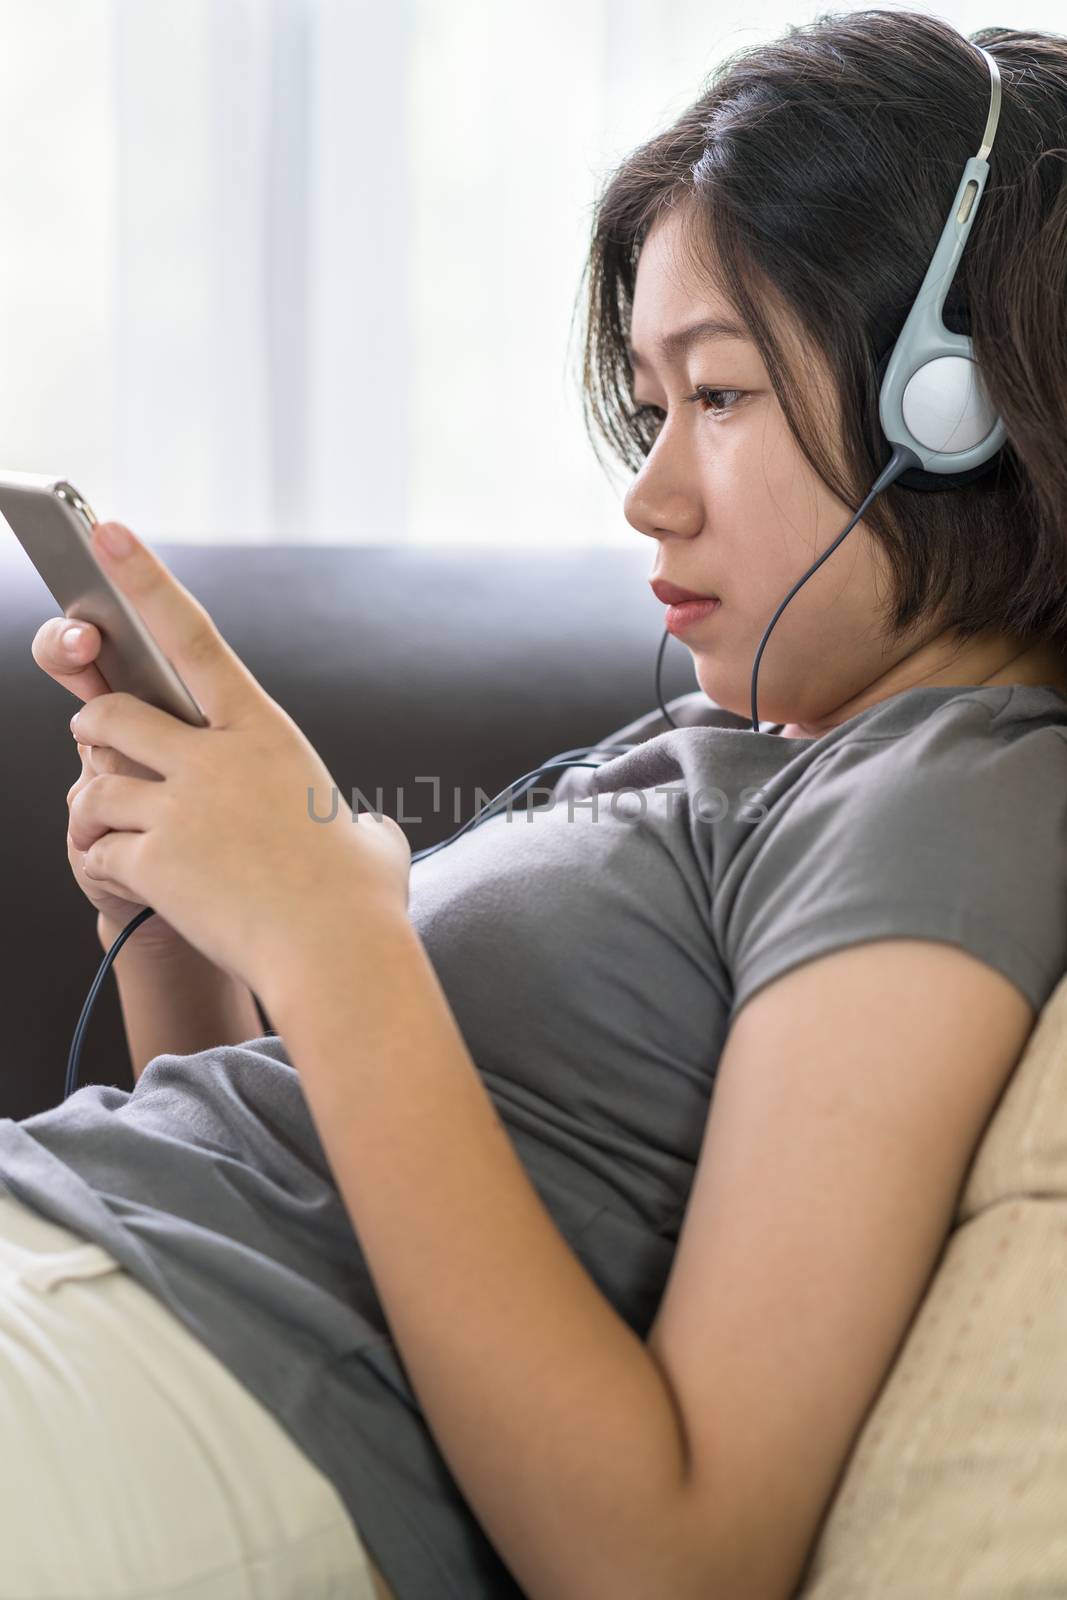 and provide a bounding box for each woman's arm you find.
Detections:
[98,914,264,1083]
[263,911,701,1600]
